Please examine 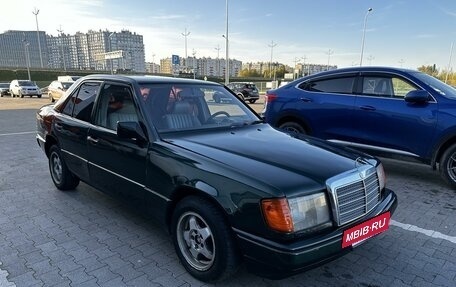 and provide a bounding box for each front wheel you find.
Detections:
[248,99,256,104]
[278,121,306,135]
[439,144,456,188]
[49,145,80,190]
[171,196,240,282]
